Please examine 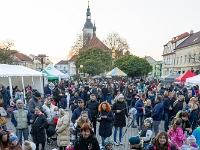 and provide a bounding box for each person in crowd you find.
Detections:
[147,91,155,108]
[107,85,113,105]
[0,103,7,130]
[192,120,200,147]
[173,95,186,117]
[139,118,153,144]
[11,100,31,145]
[0,130,10,150]
[148,131,176,150]
[71,99,92,124]
[79,87,88,104]
[65,88,70,110]
[0,84,8,109]
[56,108,70,150]
[125,85,134,111]
[6,86,11,106]
[22,140,36,150]
[163,91,172,132]
[60,92,68,110]
[151,95,163,135]
[53,87,61,107]
[185,92,193,104]
[143,99,152,120]
[135,94,144,130]
[86,94,99,134]
[42,98,58,123]
[70,92,80,113]
[30,106,48,150]
[113,91,121,103]
[168,118,186,149]
[14,87,24,103]
[9,134,22,150]
[73,123,100,150]
[112,94,129,146]
[25,87,32,104]
[28,92,43,115]
[128,136,142,150]
[182,135,199,150]
[97,101,114,149]
[104,138,113,150]
[44,84,51,97]
[101,85,109,102]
